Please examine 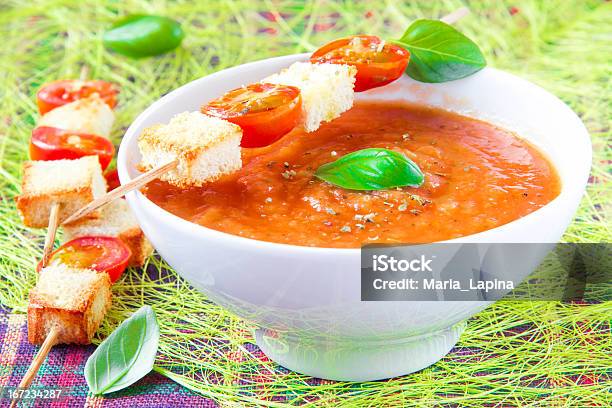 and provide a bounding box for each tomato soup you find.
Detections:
[144,101,560,247]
